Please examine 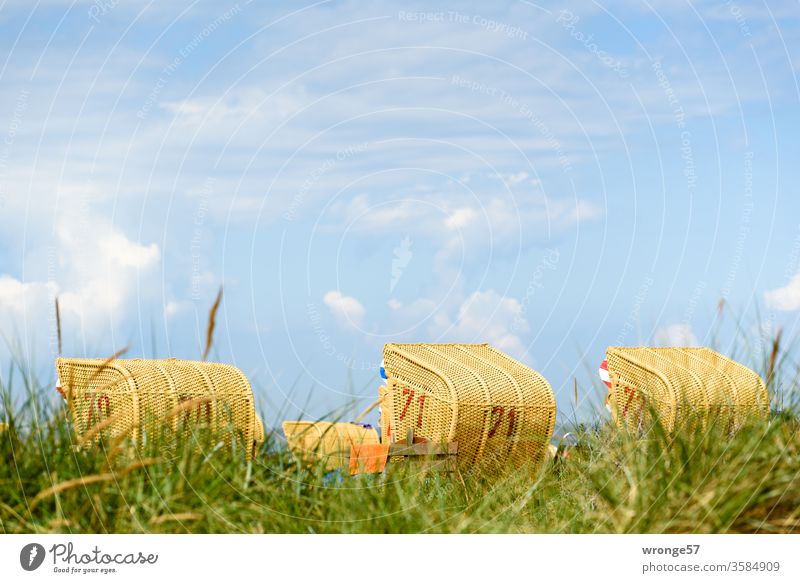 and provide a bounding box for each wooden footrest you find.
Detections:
[349,440,458,475]
[388,442,458,456]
